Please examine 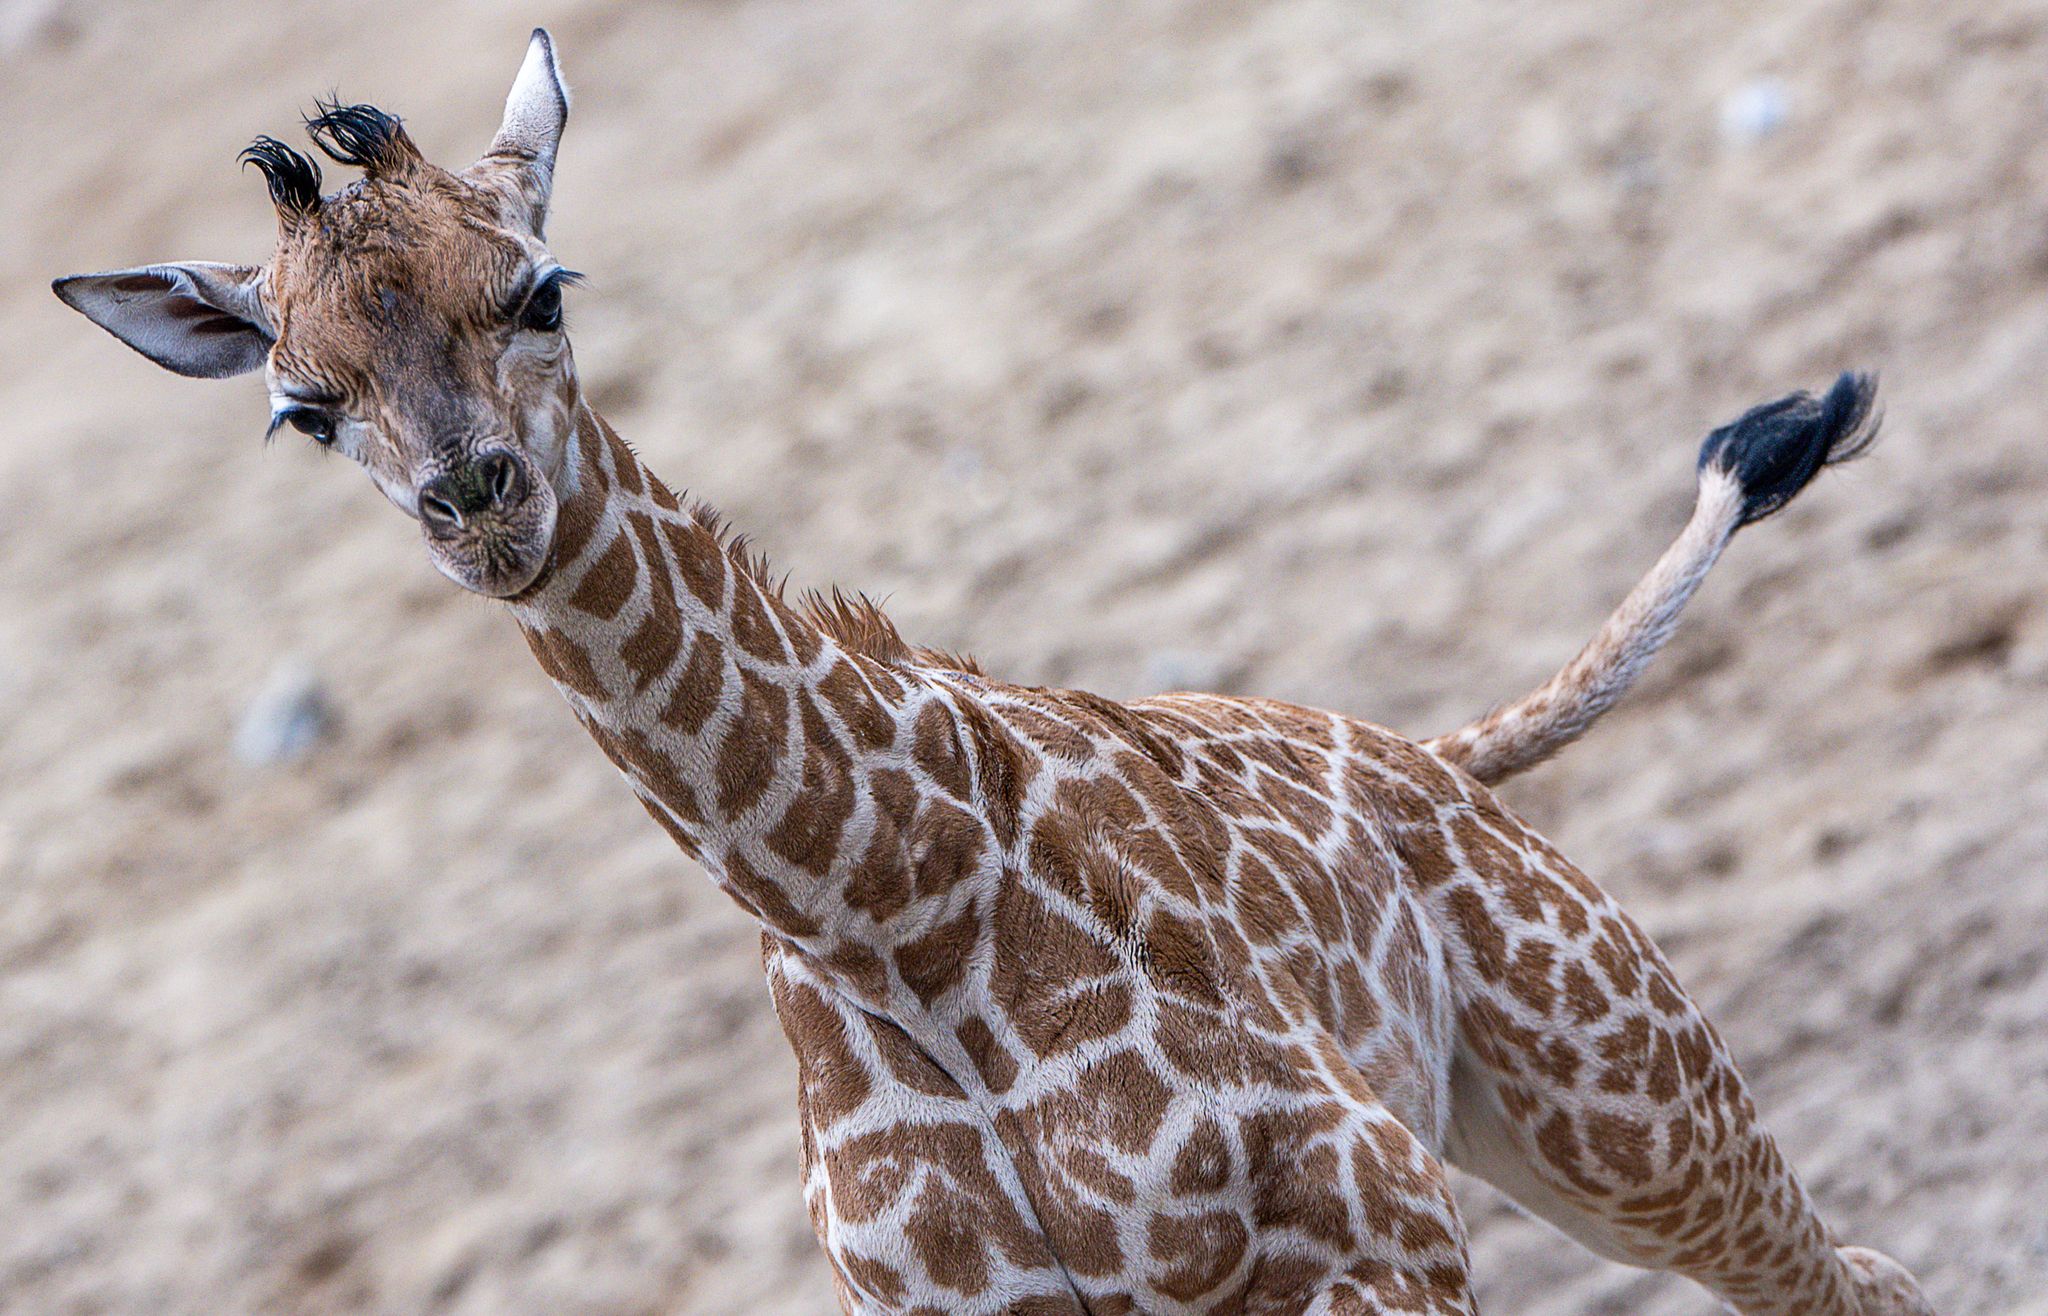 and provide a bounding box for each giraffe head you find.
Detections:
[54,30,579,598]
